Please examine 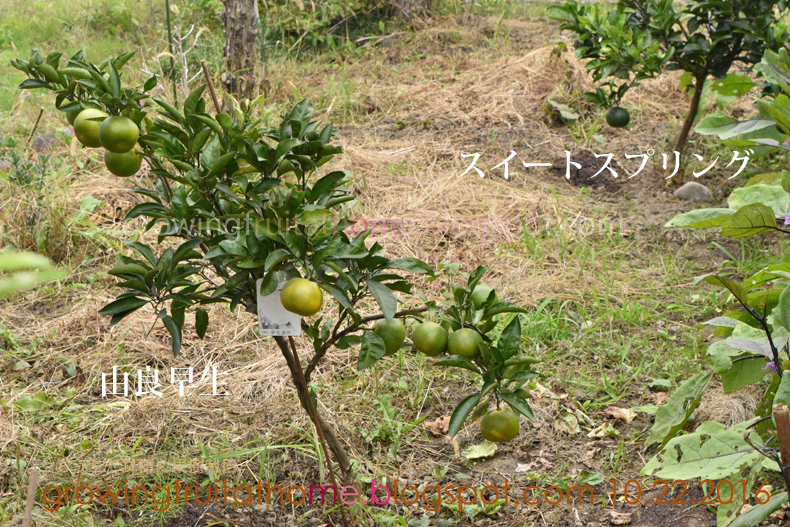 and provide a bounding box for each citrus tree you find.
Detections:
[11,51,540,500]
[548,0,789,176]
